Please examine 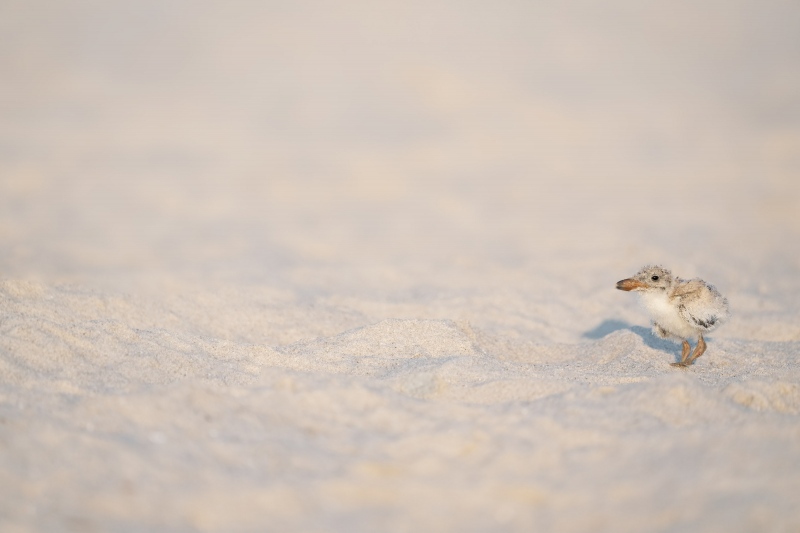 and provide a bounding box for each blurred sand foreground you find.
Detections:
[1,1,800,532]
